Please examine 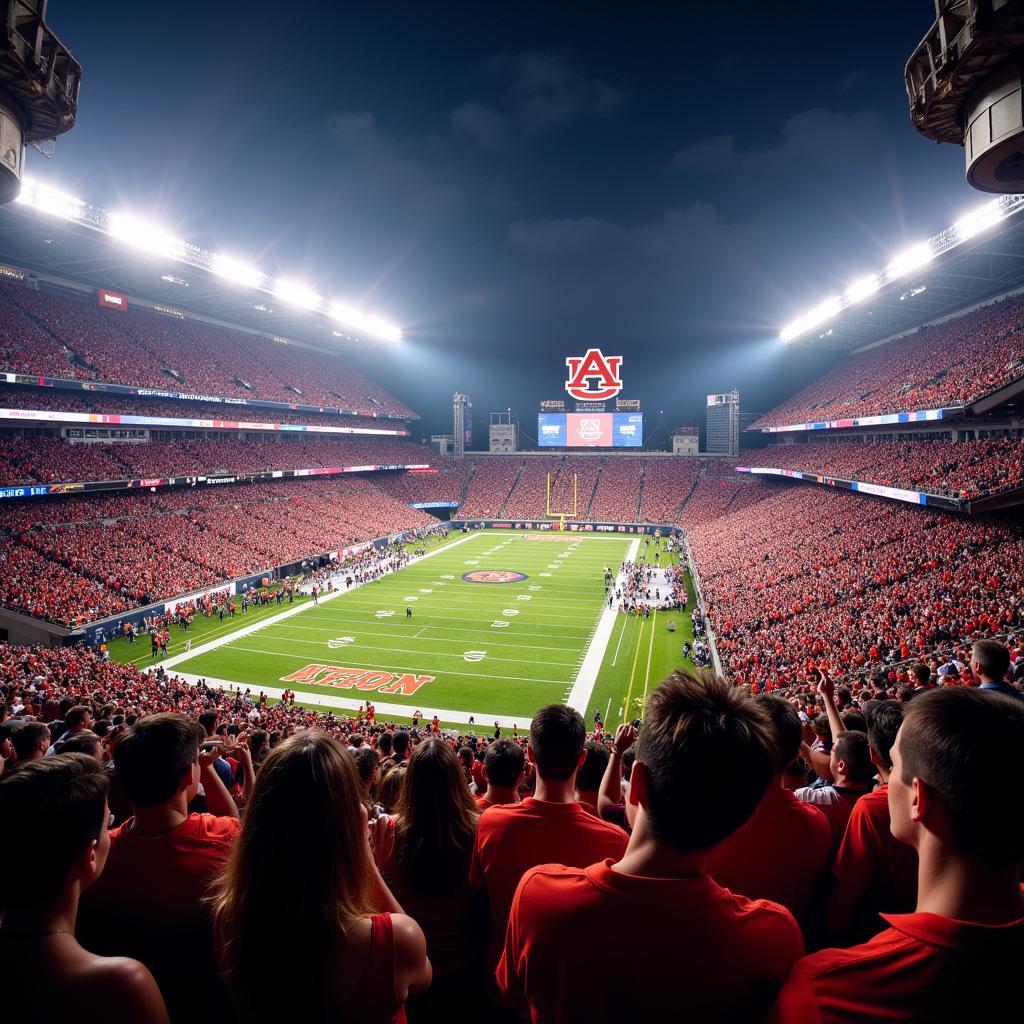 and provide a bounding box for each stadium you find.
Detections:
[3,3,1024,1023]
